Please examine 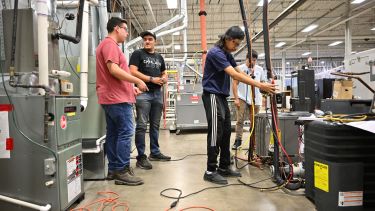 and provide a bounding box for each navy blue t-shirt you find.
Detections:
[202,46,237,96]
